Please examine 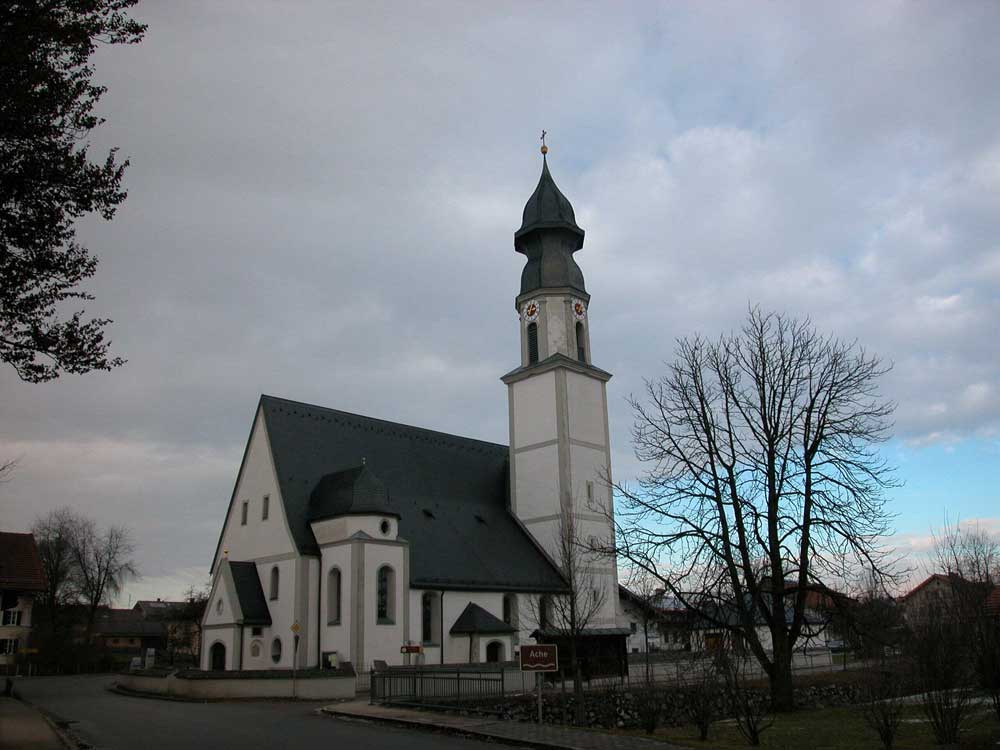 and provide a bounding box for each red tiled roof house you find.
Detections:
[0,532,47,668]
